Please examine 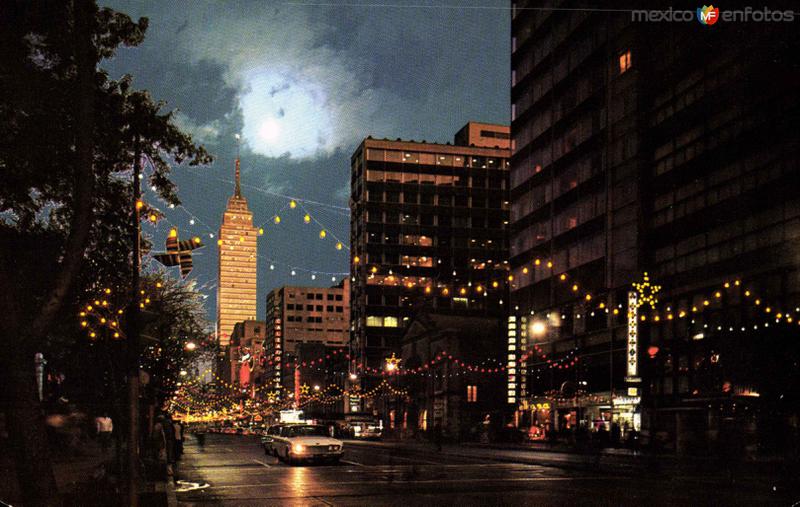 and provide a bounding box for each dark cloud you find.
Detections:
[101,0,509,321]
